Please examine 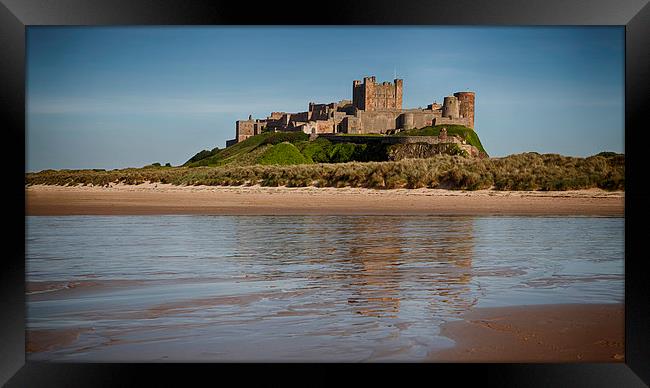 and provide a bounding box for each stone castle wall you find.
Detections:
[433,116,471,127]
[353,110,401,134]
[320,134,465,146]
[227,76,476,146]
[400,110,440,130]
[235,120,254,142]
[235,118,266,142]
[320,133,481,158]
[387,142,479,160]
